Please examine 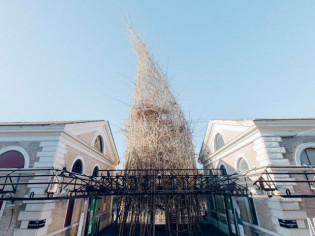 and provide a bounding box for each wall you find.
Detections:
[0,141,41,236]
[281,136,315,223]
[202,132,297,235]
[210,142,257,173]
[47,132,115,235]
